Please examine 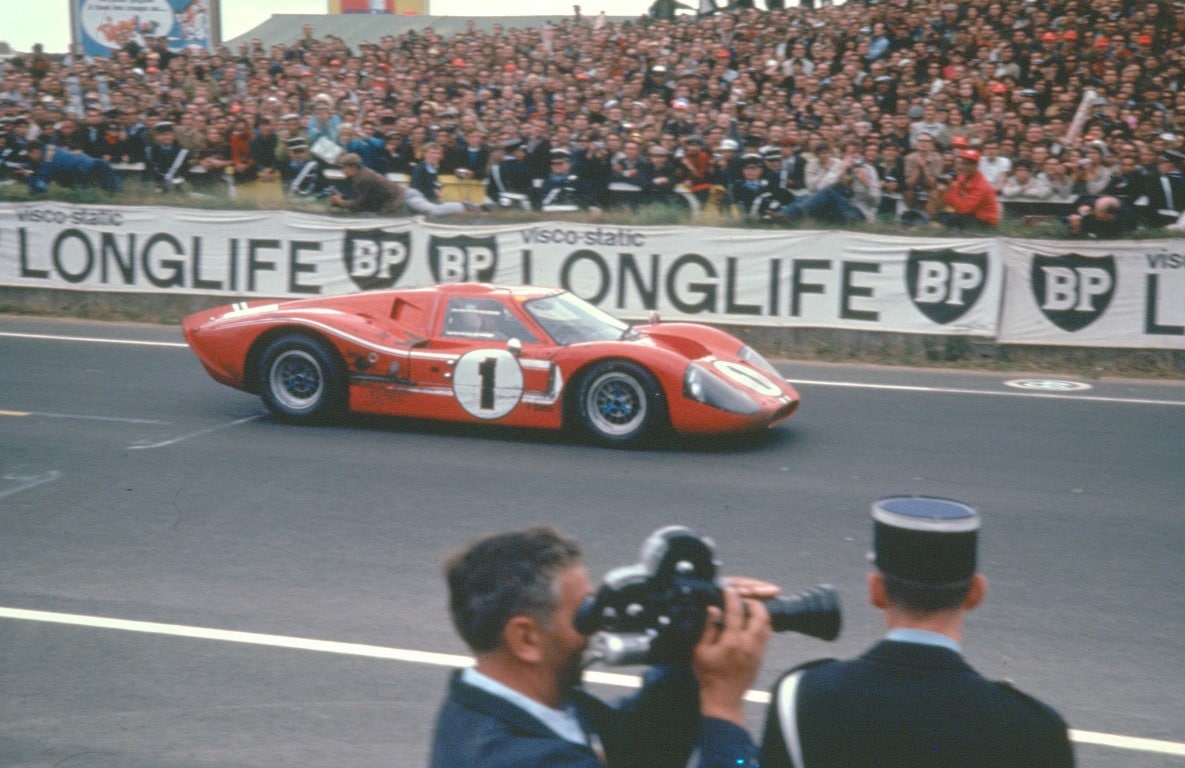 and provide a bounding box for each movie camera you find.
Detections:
[575,526,841,666]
